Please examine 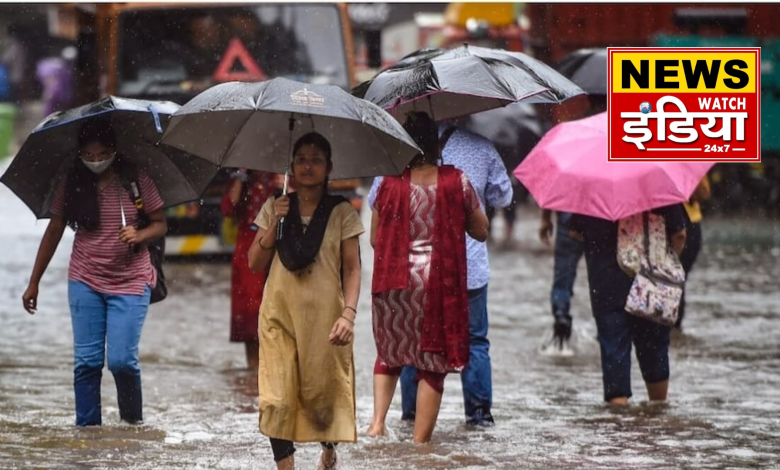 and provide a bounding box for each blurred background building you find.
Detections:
[1,3,779,219]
